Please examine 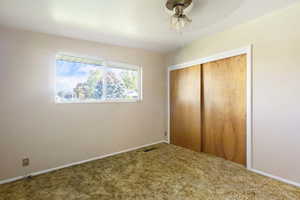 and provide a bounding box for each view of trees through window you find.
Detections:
[56,58,139,103]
